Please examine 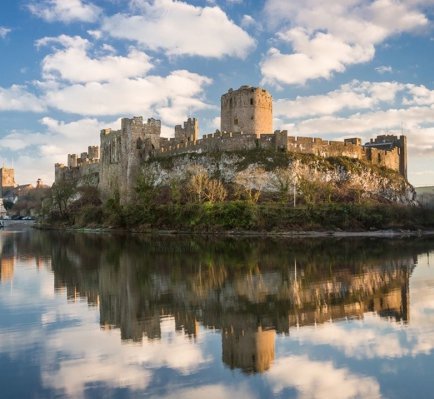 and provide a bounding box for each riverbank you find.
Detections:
[33,221,434,239]
[43,201,434,234]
